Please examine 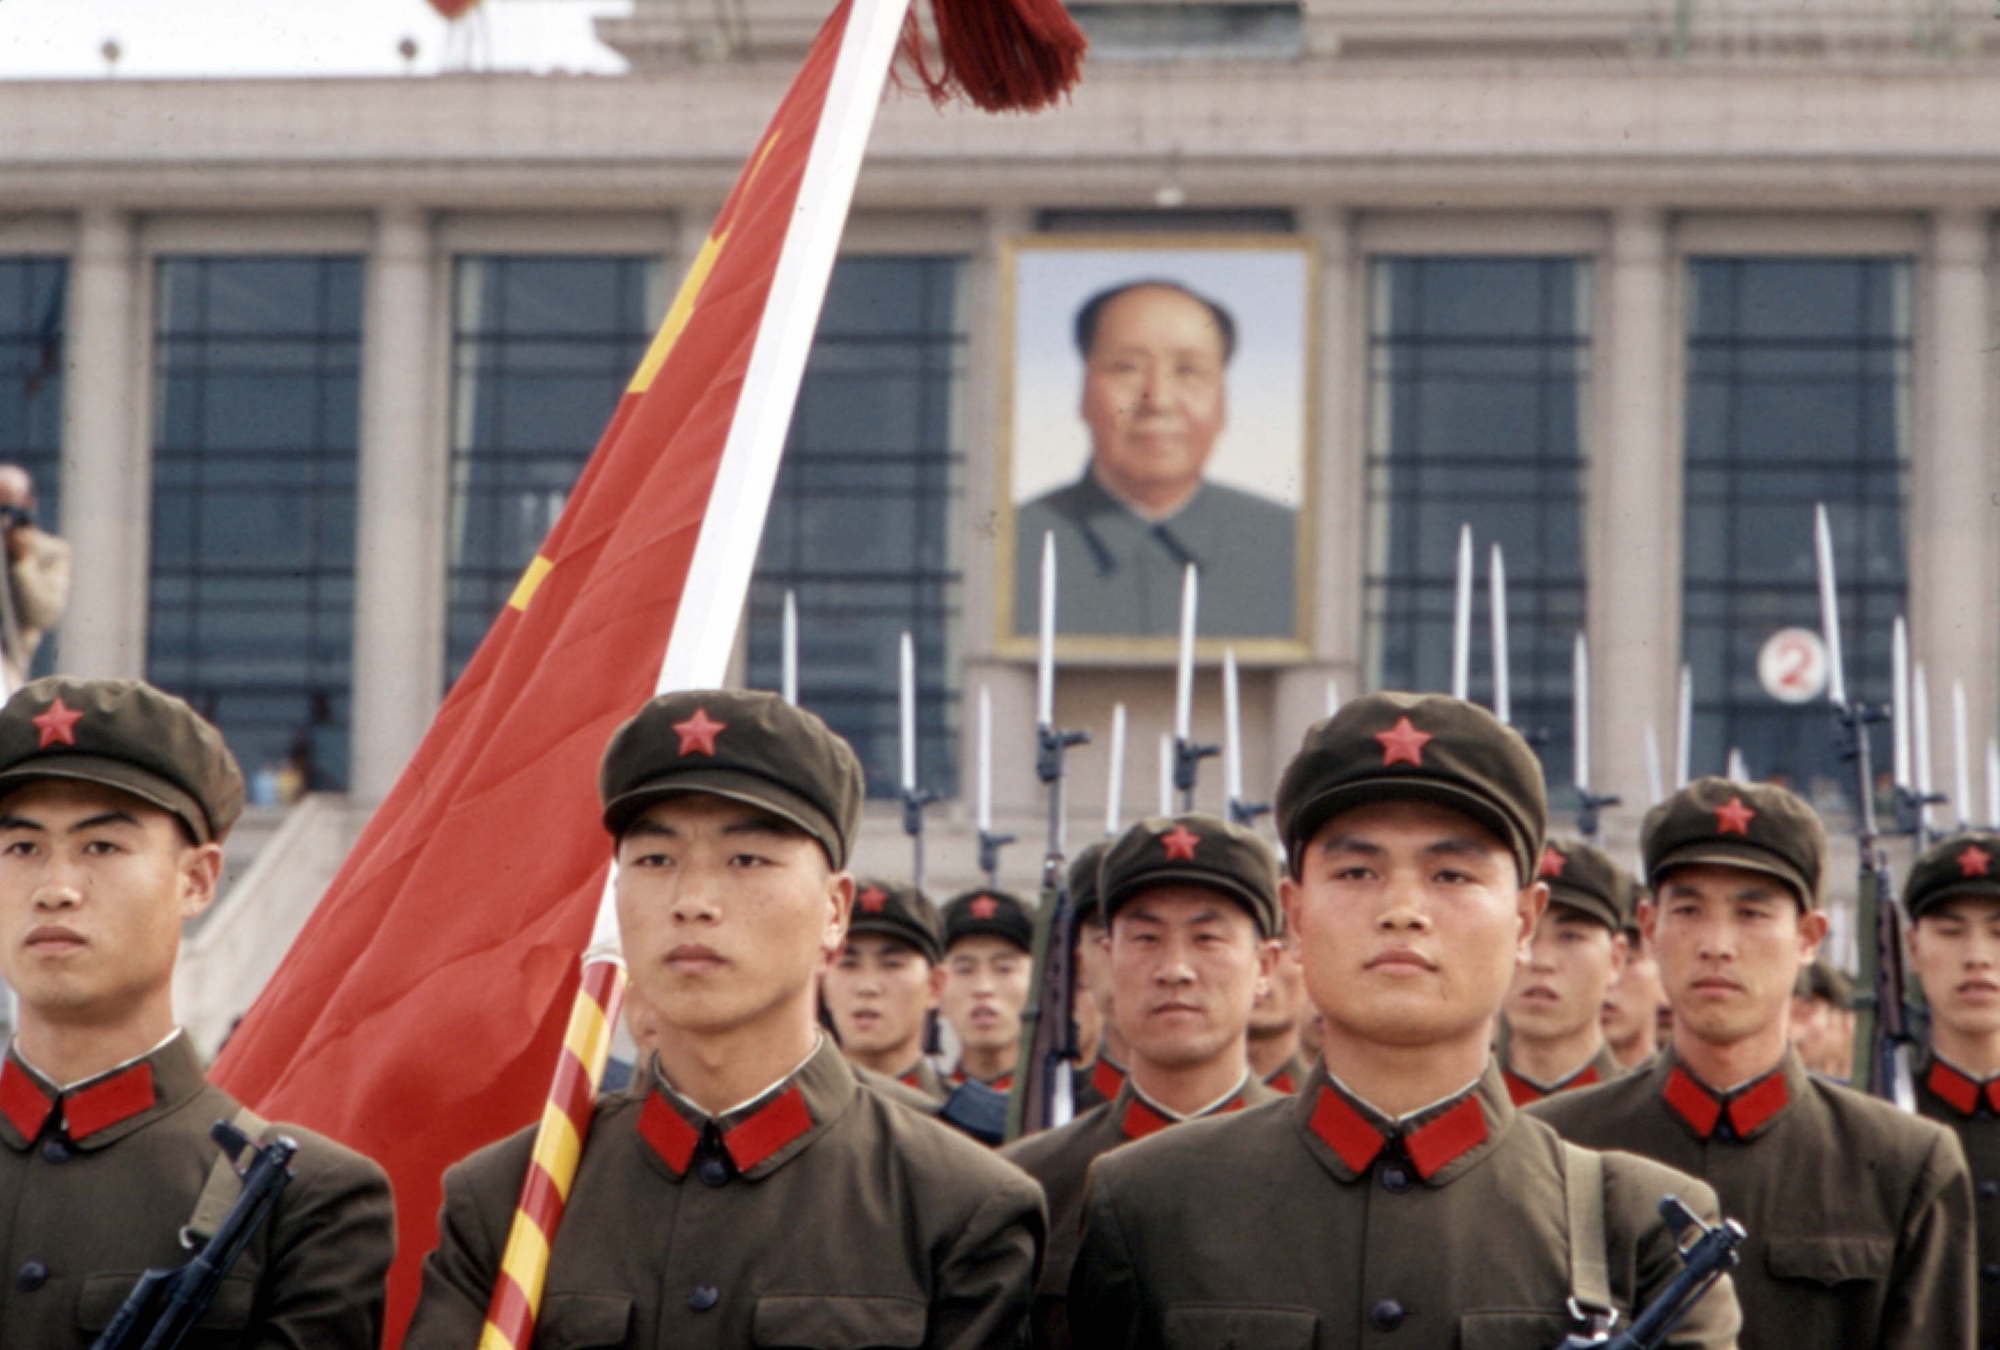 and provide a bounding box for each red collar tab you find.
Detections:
[1504,1063,1600,1106]
[1404,1094,1489,1178]
[0,1059,157,1145]
[1120,1095,1174,1141]
[1308,1086,1488,1180]
[1926,1060,2000,1117]
[1662,1064,1788,1139]
[952,1067,1012,1091]
[1267,1069,1297,1095]
[897,1067,922,1089]
[1091,1059,1127,1100]
[0,1060,53,1141]
[640,1084,815,1176]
